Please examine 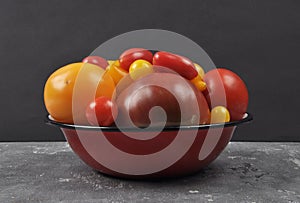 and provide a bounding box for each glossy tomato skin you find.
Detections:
[210,106,230,124]
[129,59,153,80]
[119,48,153,71]
[152,51,198,80]
[44,63,115,124]
[86,96,118,126]
[116,73,210,127]
[106,60,128,85]
[82,56,109,69]
[204,68,248,121]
